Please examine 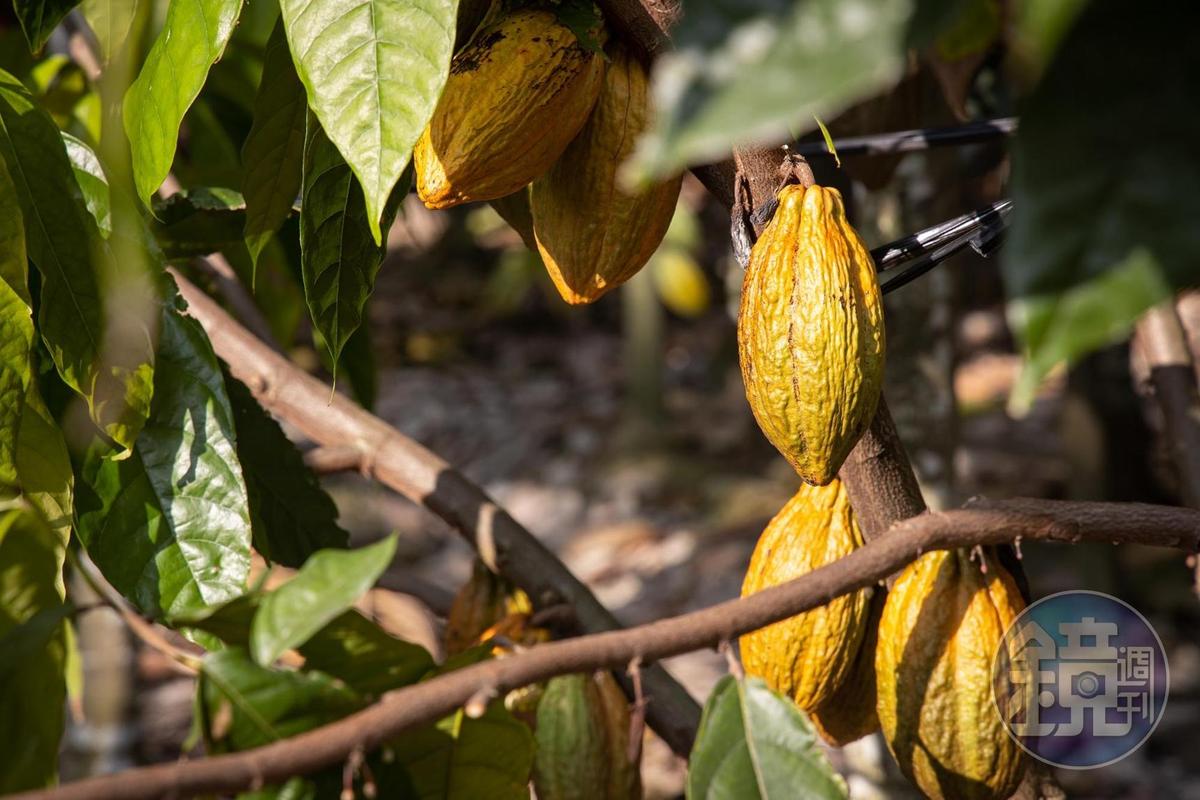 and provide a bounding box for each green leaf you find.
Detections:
[76,290,252,619]
[315,310,377,410]
[279,0,457,243]
[0,68,153,450]
[62,132,112,237]
[150,187,247,259]
[79,0,144,64]
[686,676,847,800]
[298,609,433,696]
[250,535,398,665]
[122,0,243,205]
[199,648,363,753]
[15,380,74,538]
[627,0,913,182]
[387,701,534,800]
[242,19,307,269]
[224,370,349,567]
[0,153,32,495]
[1003,3,1200,411]
[0,506,69,794]
[299,113,404,369]
[13,0,81,52]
